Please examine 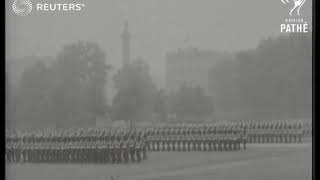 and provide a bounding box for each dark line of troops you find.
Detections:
[302,120,312,137]
[144,119,311,152]
[5,128,148,164]
[245,120,312,143]
[146,124,247,152]
[5,119,312,164]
